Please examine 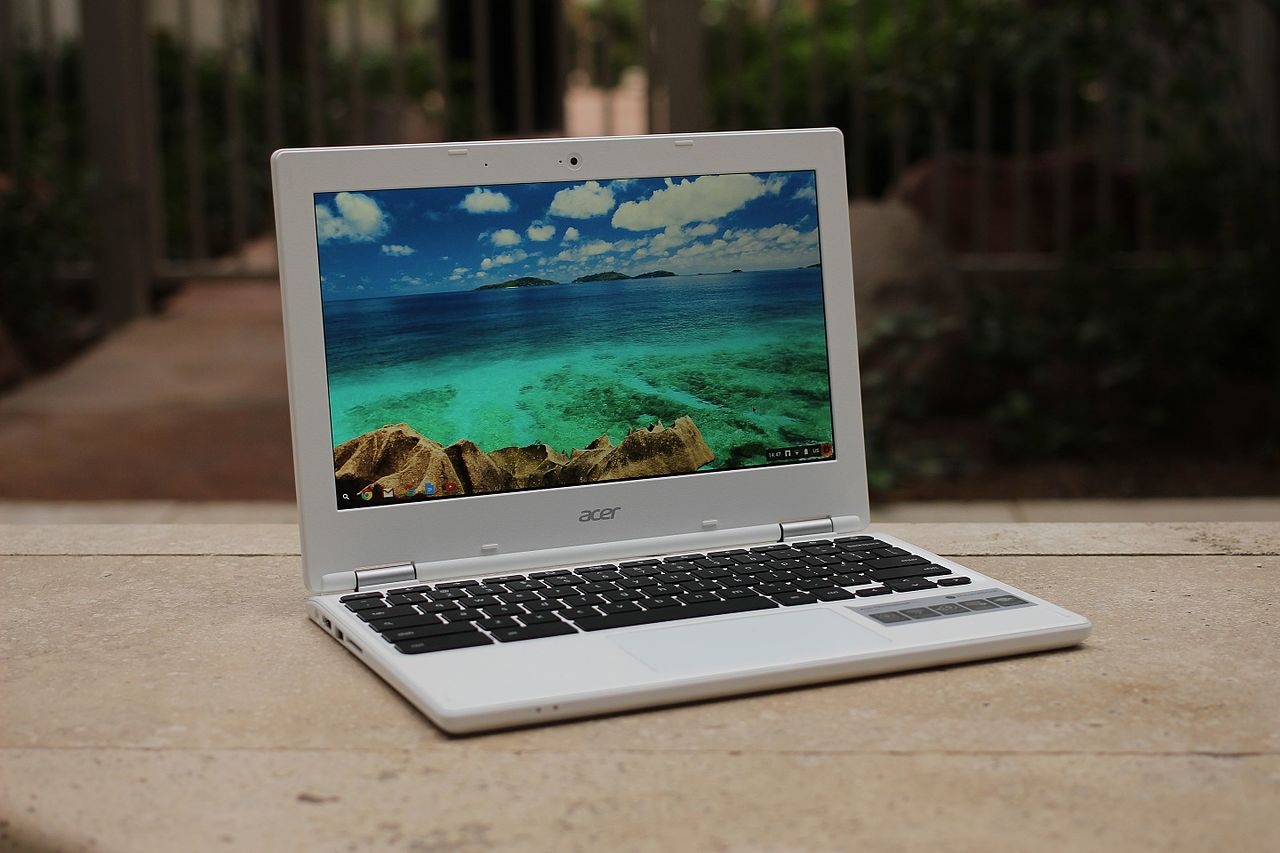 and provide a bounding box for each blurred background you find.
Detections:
[0,0,1276,523]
